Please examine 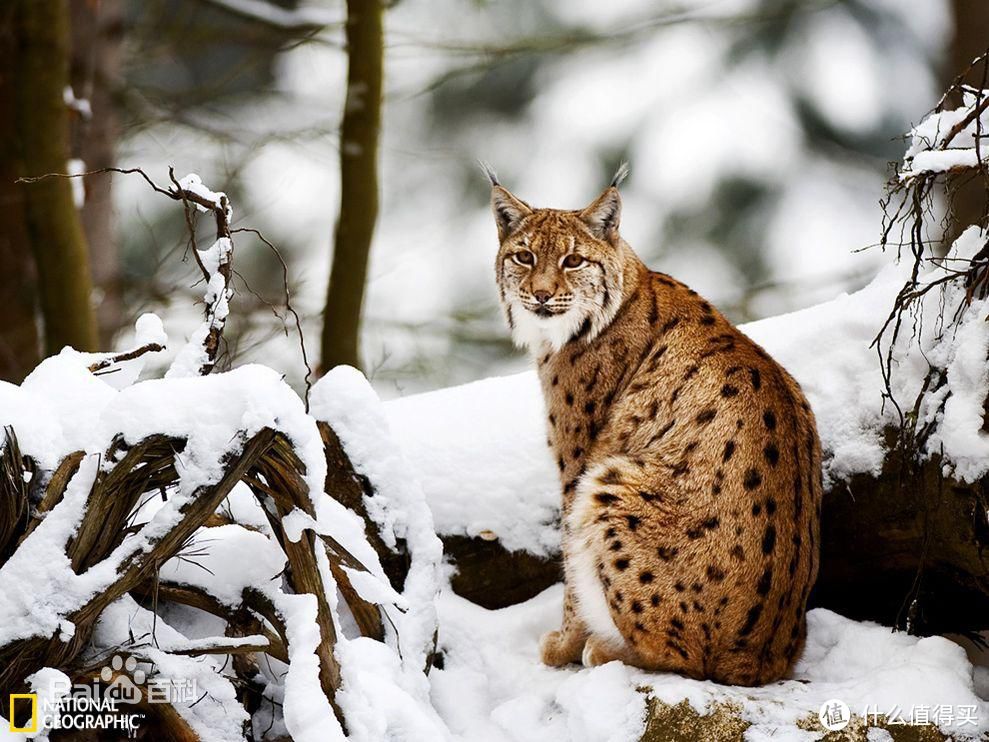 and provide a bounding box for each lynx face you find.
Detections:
[492,186,626,351]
